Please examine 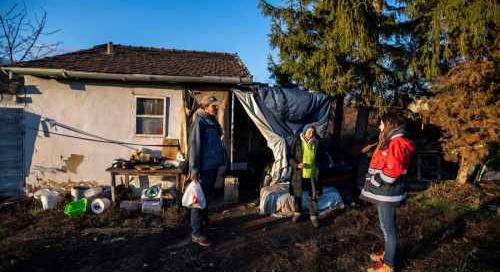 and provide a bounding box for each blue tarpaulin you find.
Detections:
[234,85,331,183]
